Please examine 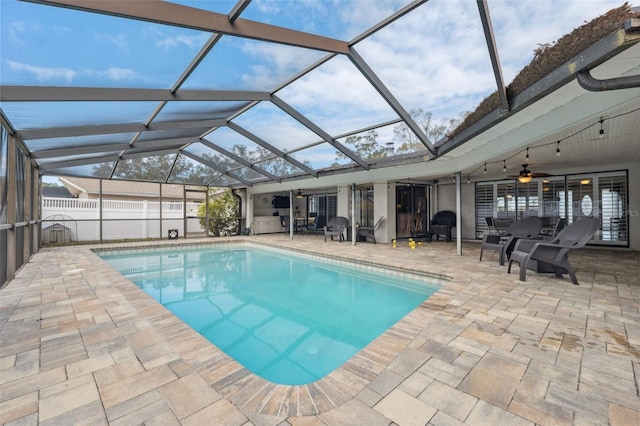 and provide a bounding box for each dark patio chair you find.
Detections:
[480,217,543,265]
[492,217,516,235]
[306,215,325,235]
[508,217,600,285]
[280,215,290,233]
[324,216,349,242]
[281,215,303,233]
[430,210,456,242]
[541,218,566,239]
[357,216,384,244]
